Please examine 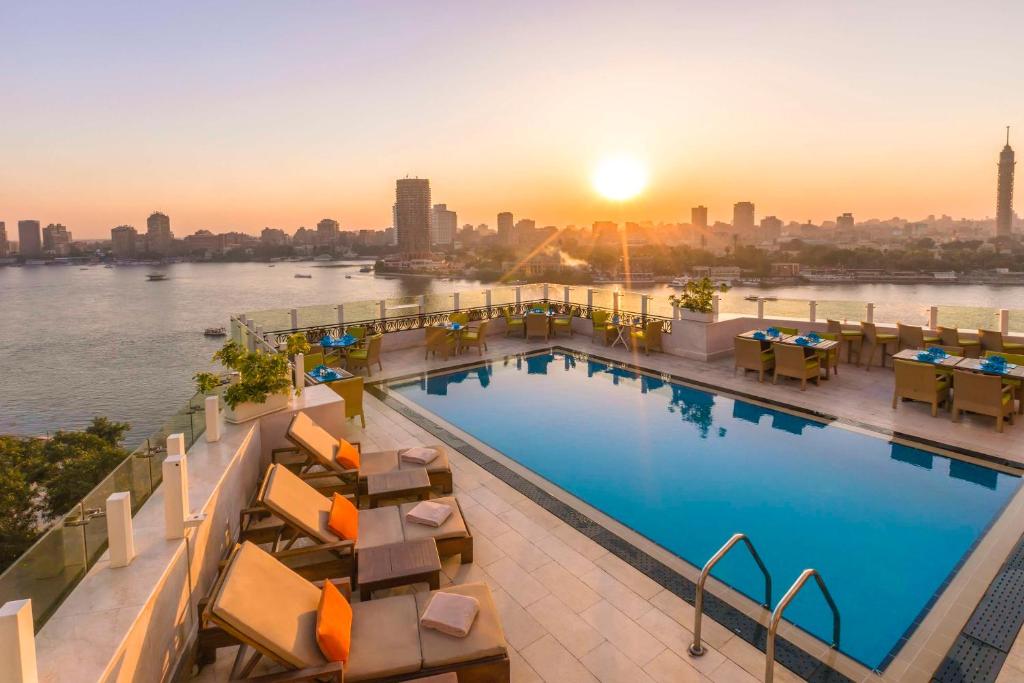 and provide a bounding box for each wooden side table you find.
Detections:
[356,538,442,599]
[365,468,432,508]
